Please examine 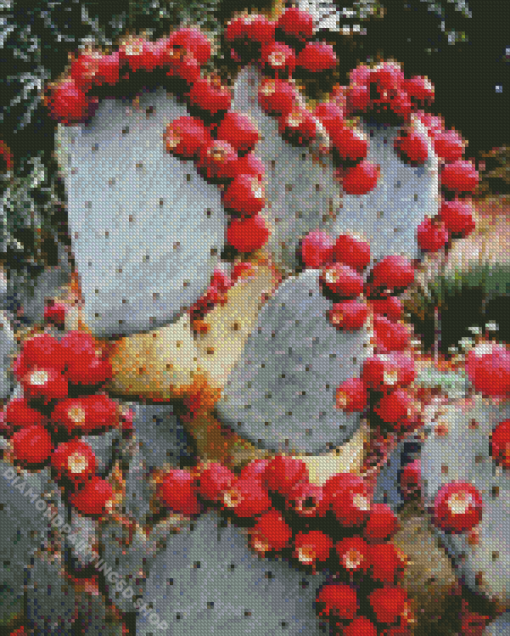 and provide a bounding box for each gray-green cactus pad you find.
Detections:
[421,396,510,607]
[57,87,226,338]
[215,269,371,454]
[231,65,342,275]
[137,511,329,635]
[0,309,16,399]
[483,611,510,635]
